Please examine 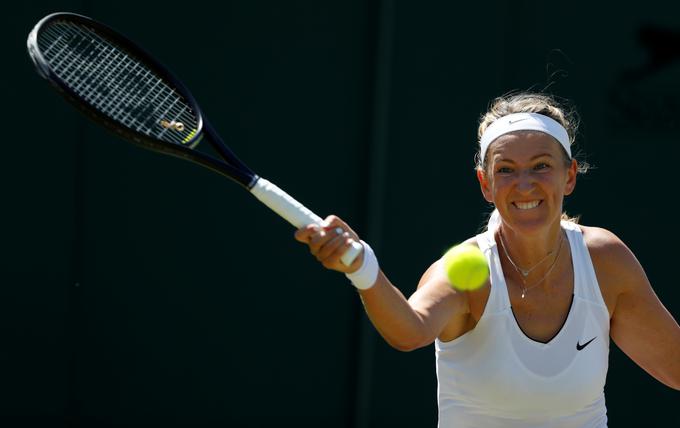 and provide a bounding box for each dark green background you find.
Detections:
[2,1,678,426]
